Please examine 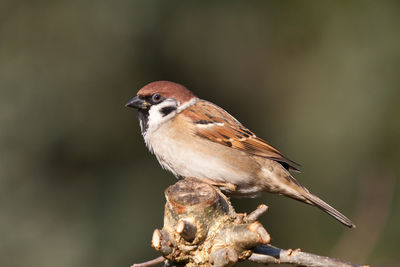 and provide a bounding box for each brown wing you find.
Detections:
[182,100,301,172]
